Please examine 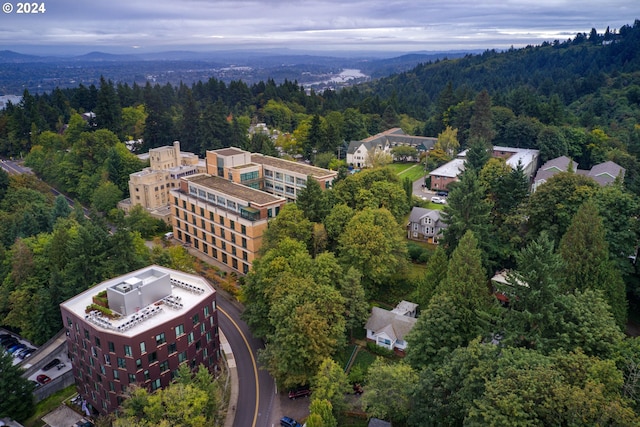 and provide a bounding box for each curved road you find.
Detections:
[217,296,276,427]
